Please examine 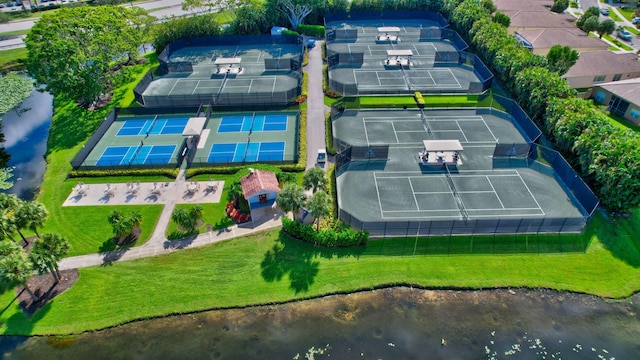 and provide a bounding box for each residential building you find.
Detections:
[563,51,640,89]
[592,78,640,125]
